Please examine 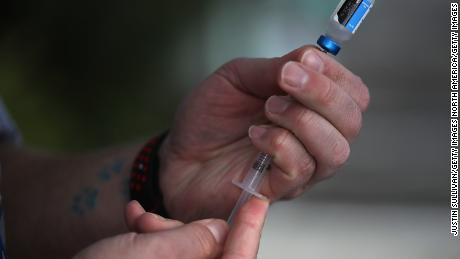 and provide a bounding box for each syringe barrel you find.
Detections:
[227,152,272,225]
[241,152,272,192]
